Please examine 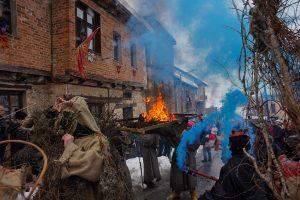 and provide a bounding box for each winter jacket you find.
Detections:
[200,154,272,200]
